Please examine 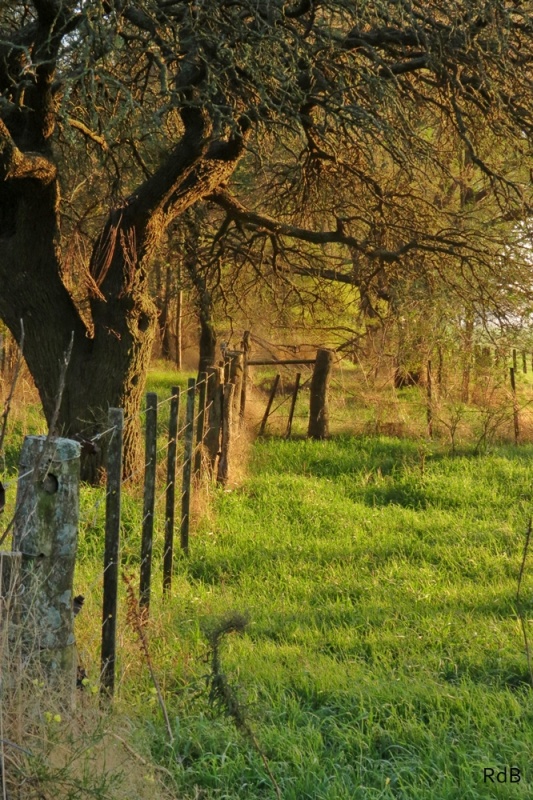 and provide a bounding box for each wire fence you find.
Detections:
[0,361,257,700]
[4,331,533,705]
